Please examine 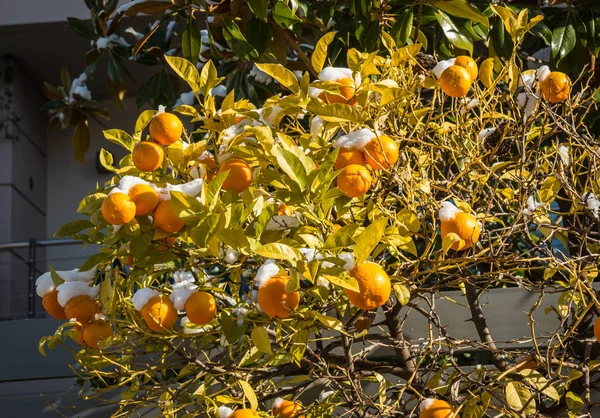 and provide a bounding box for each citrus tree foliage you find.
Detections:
[43,0,600,163]
[39,14,600,418]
